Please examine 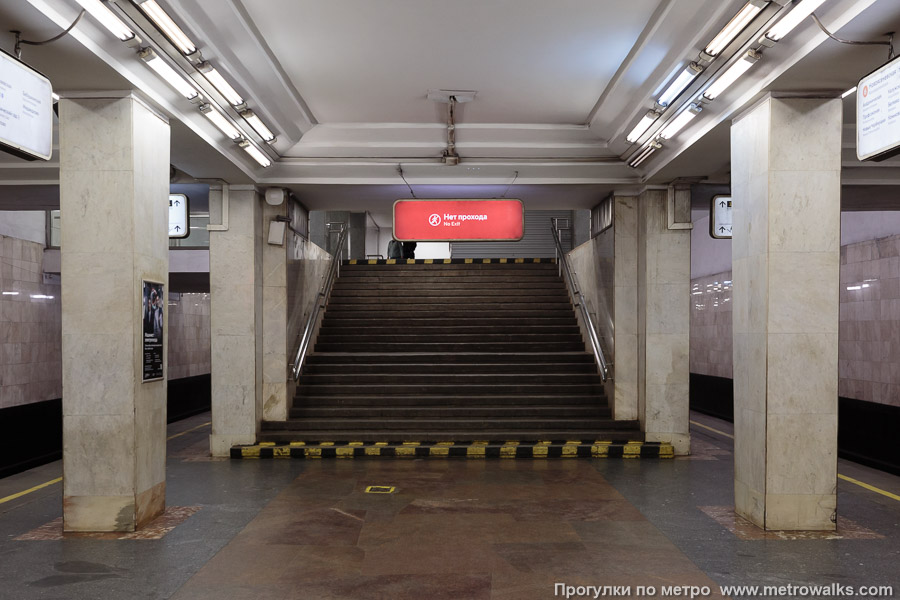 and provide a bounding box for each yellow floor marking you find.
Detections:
[690,420,734,439]
[365,486,395,494]
[166,421,211,441]
[690,420,900,503]
[838,474,900,502]
[0,477,62,505]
